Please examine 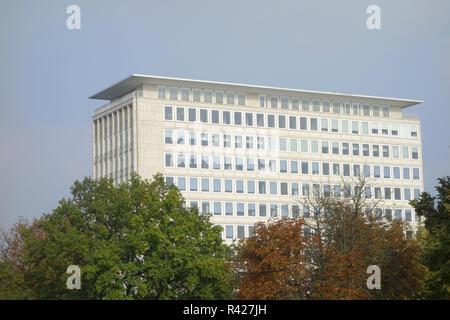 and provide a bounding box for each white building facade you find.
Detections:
[91,74,424,242]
